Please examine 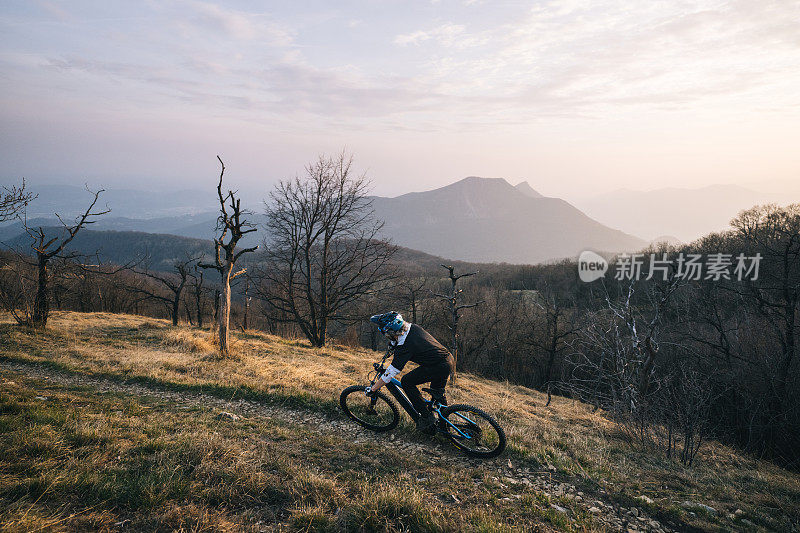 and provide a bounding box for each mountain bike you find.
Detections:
[339,347,507,458]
